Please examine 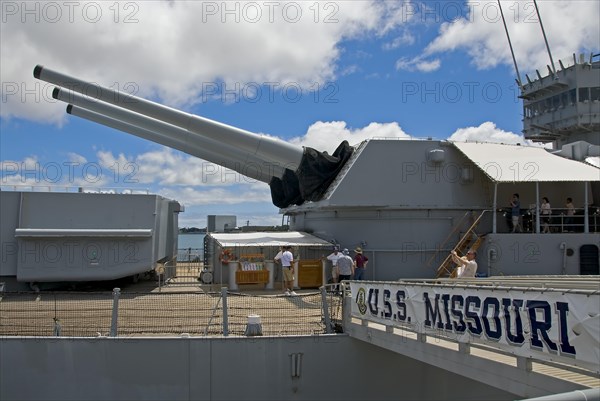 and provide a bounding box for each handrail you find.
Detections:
[425,211,472,268]
[435,210,490,278]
